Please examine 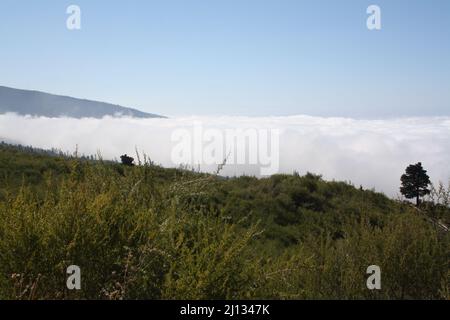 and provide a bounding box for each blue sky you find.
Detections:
[0,0,449,117]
